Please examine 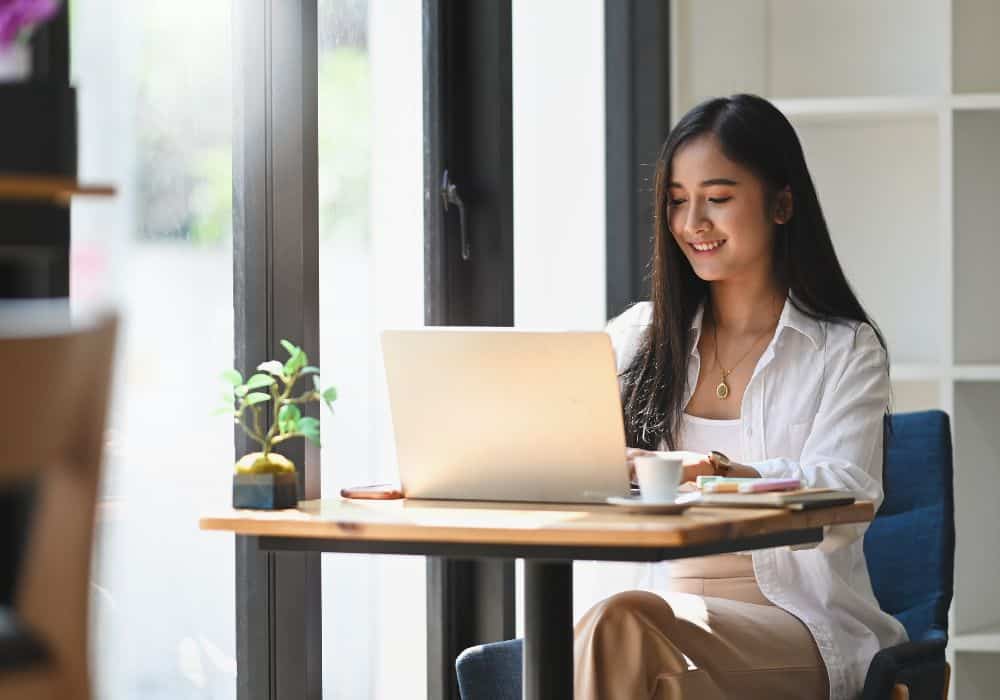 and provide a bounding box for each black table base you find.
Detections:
[252,527,824,699]
[524,560,573,699]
